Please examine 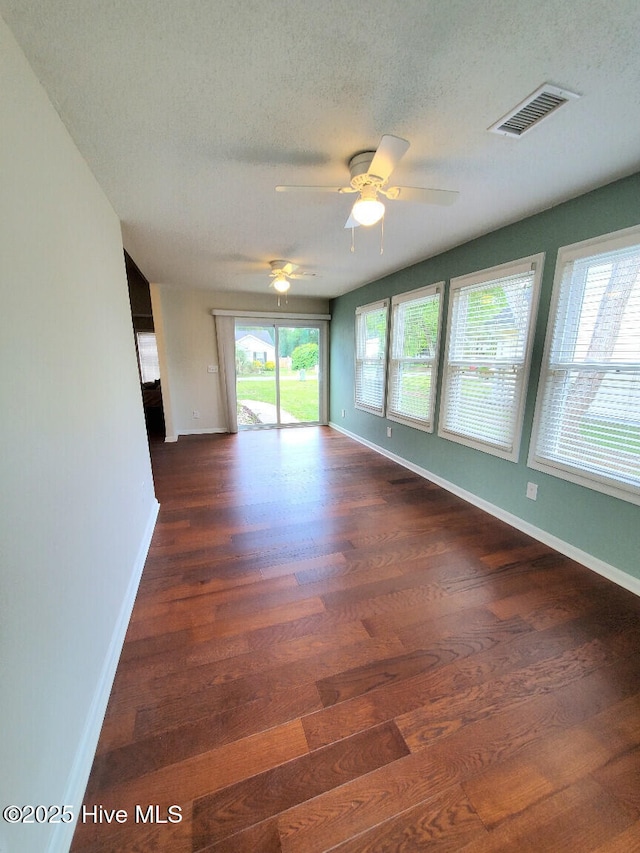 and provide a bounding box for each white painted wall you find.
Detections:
[152,283,330,439]
[0,17,158,853]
